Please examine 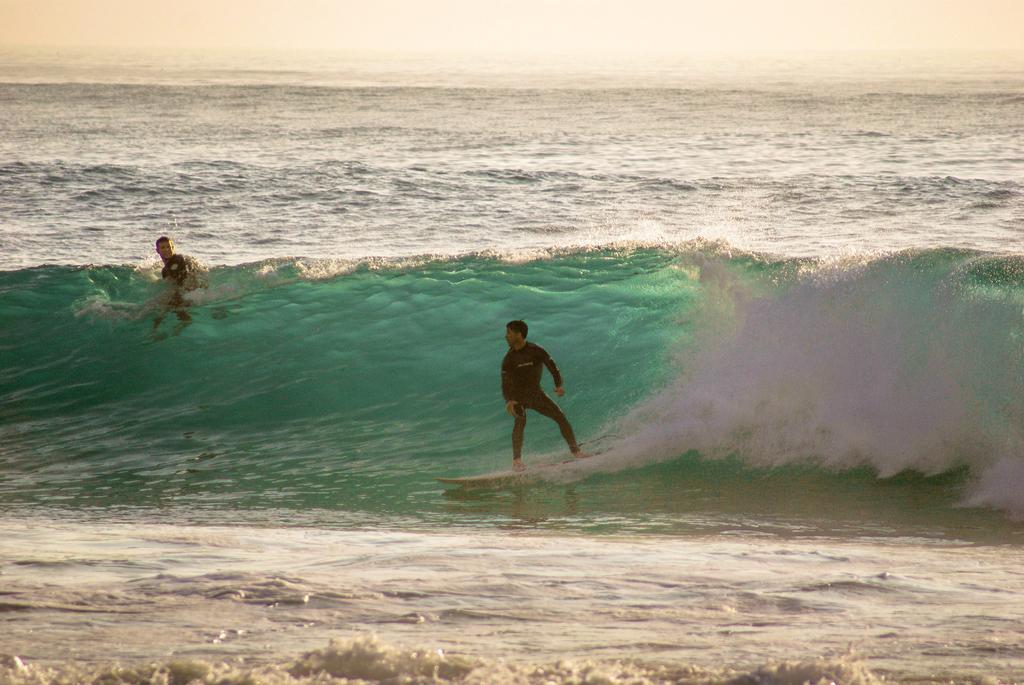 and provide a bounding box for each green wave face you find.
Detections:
[3,247,1024,530]
[1,250,695,506]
